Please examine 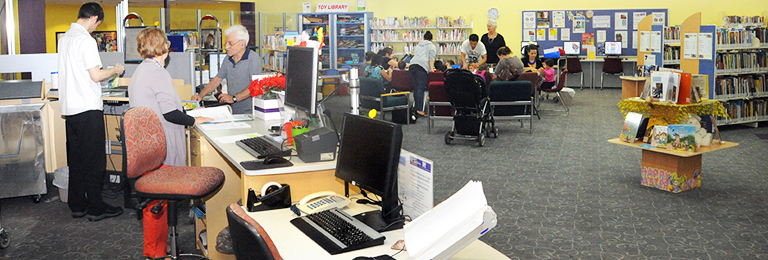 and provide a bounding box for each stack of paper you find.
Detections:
[404,180,495,260]
[186,106,236,123]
